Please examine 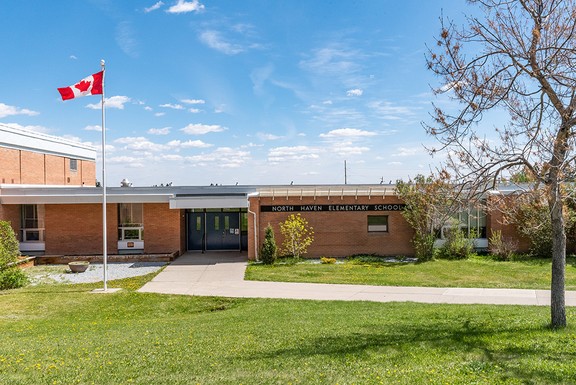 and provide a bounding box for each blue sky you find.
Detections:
[0,0,471,187]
